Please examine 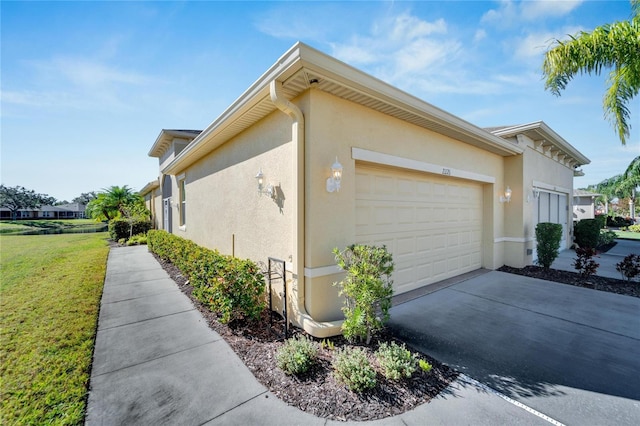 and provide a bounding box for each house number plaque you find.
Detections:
[442,168,451,176]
